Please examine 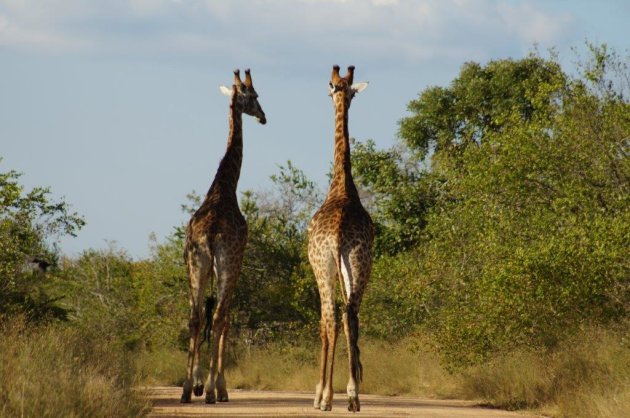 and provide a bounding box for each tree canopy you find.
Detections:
[0,165,84,320]
[353,45,630,364]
